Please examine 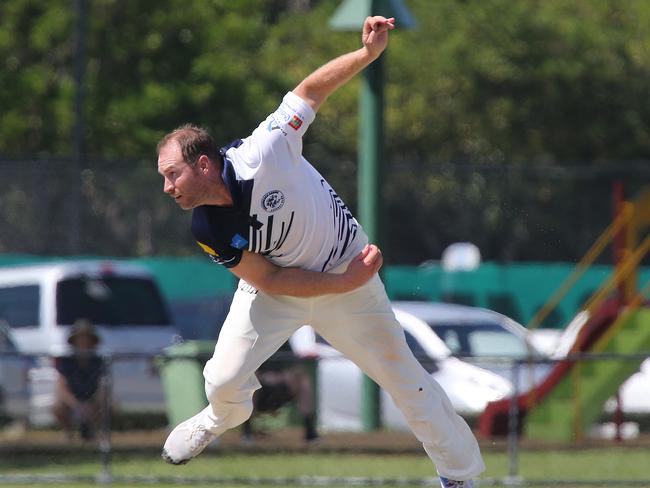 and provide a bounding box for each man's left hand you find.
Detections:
[343,244,383,289]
